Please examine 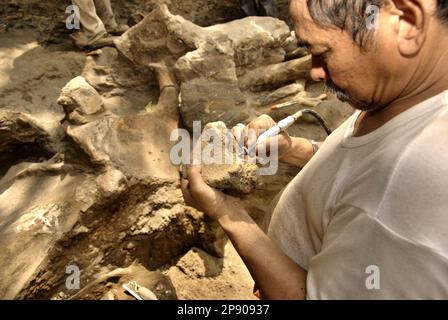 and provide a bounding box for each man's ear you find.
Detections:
[389,0,427,56]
